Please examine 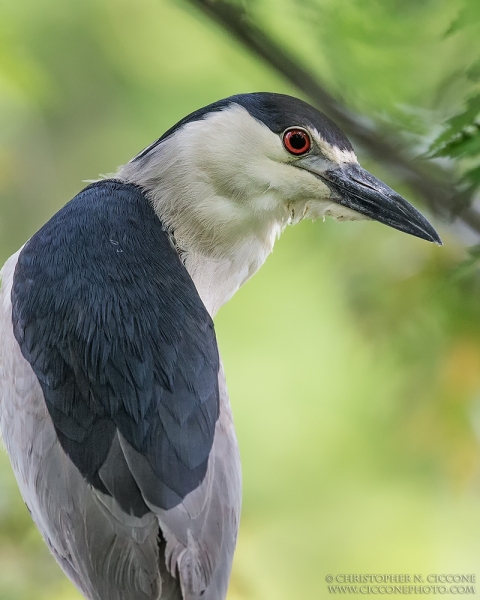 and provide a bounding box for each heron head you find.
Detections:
[119,92,441,248]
